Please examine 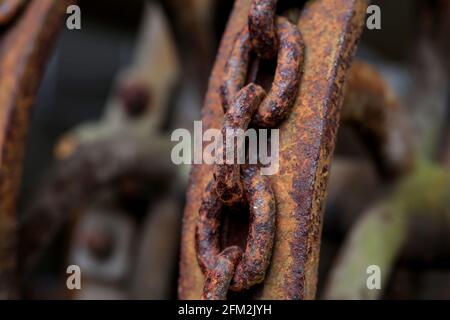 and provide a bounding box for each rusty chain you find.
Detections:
[248,0,278,60]
[195,0,304,300]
